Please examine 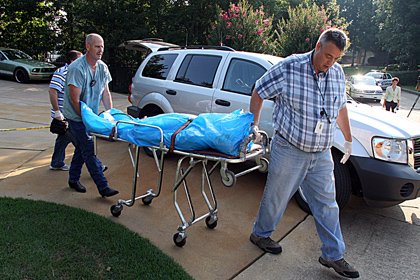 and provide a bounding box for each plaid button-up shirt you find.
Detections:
[255,51,347,152]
